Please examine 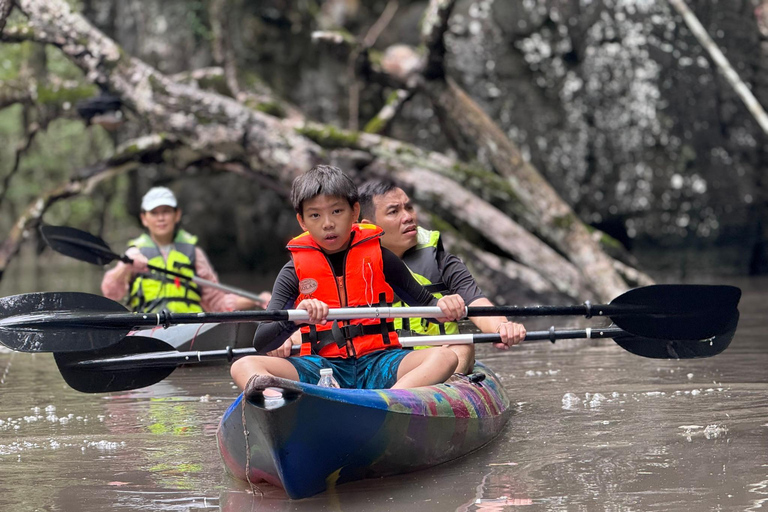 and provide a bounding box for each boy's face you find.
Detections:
[297,194,361,254]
